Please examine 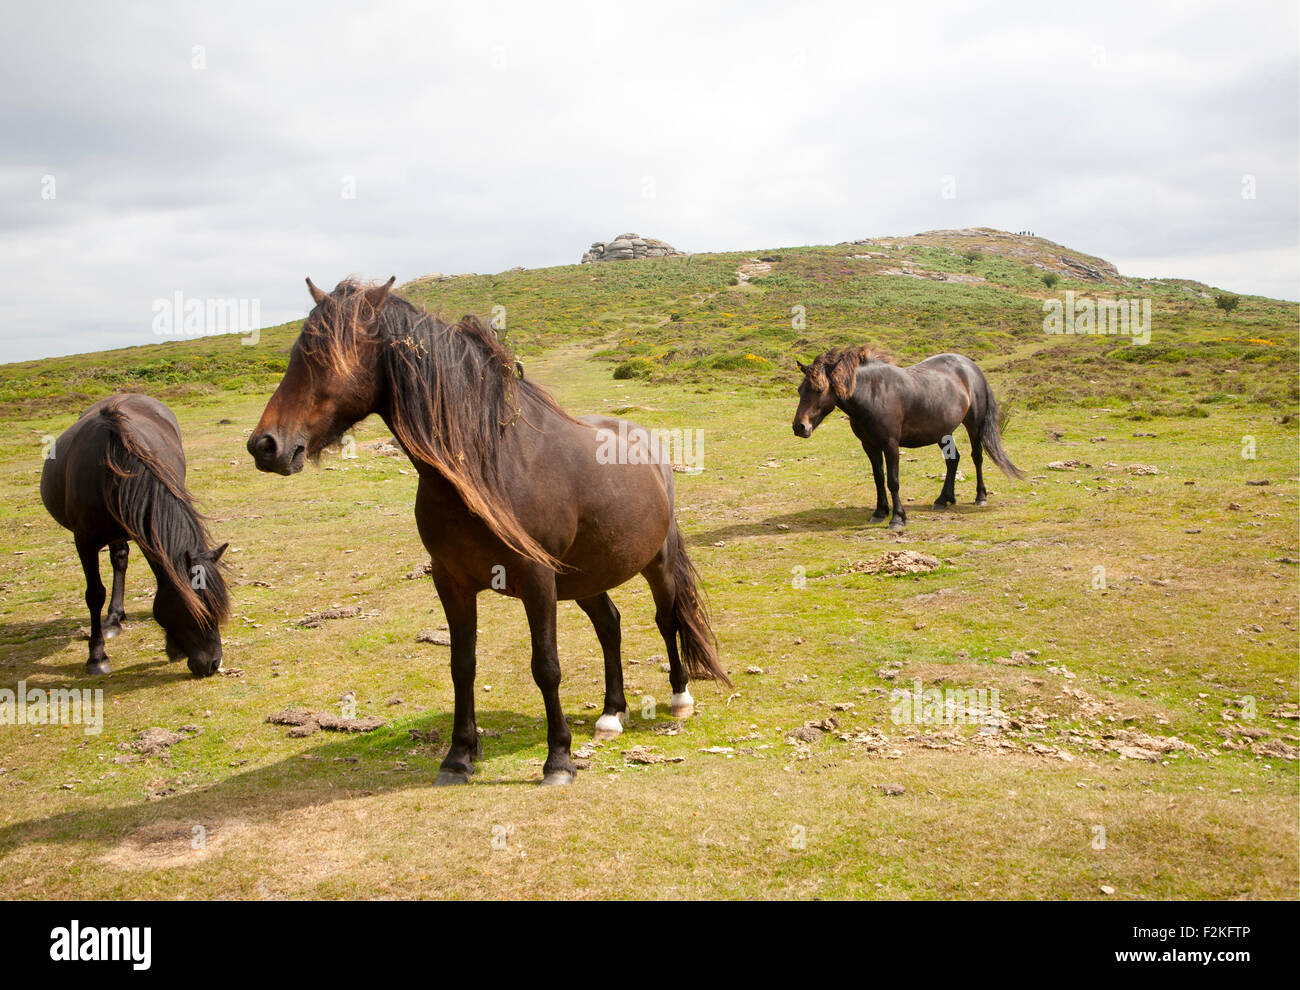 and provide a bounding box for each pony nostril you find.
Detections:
[248,433,277,459]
